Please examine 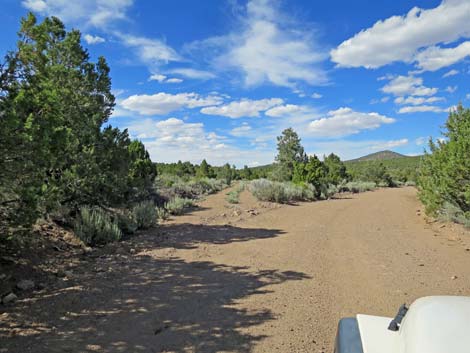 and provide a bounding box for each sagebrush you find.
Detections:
[74,207,122,246]
[249,179,316,203]
[165,197,195,215]
[132,201,157,229]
